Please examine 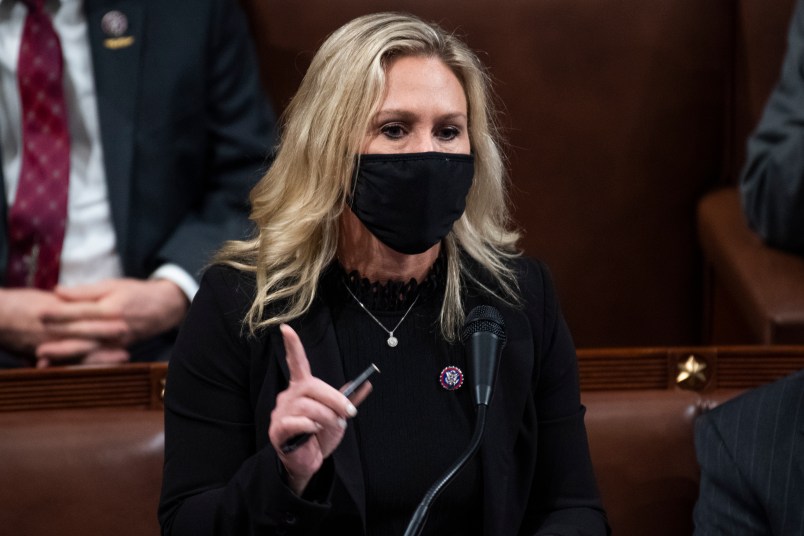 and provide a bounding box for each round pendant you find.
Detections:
[439,366,464,391]
[387,336,398,347]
